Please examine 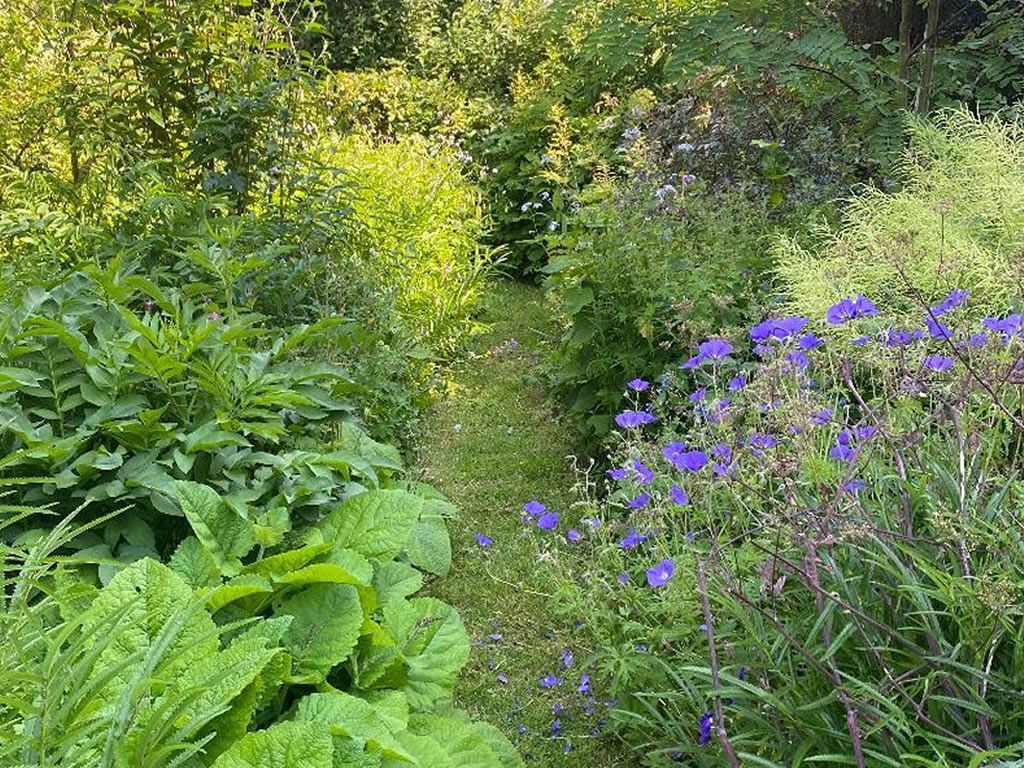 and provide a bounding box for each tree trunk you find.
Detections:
[897,0,914,108]
[916,0,941,115]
